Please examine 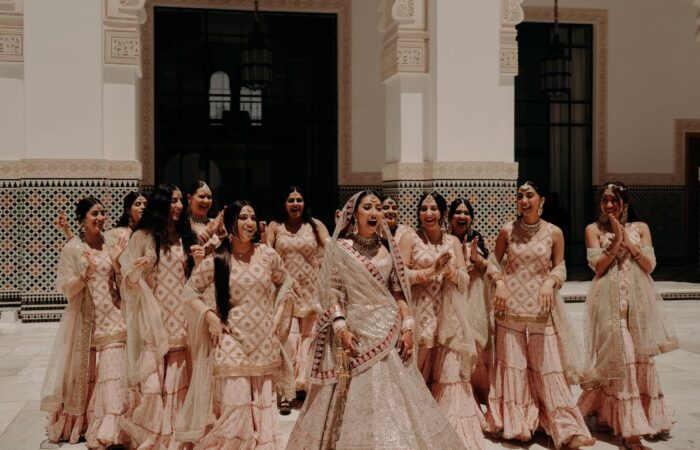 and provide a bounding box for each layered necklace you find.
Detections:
[517,217,541,237]
[190,213,209,225]
[352,233,382,259]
